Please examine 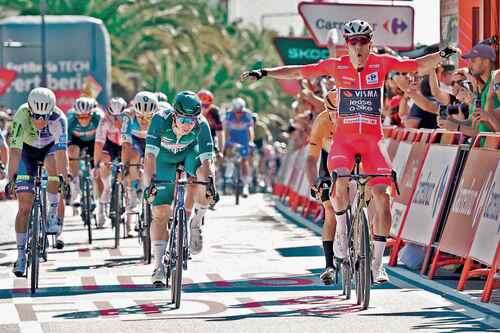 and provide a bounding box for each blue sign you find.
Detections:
[0,15,111,110]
